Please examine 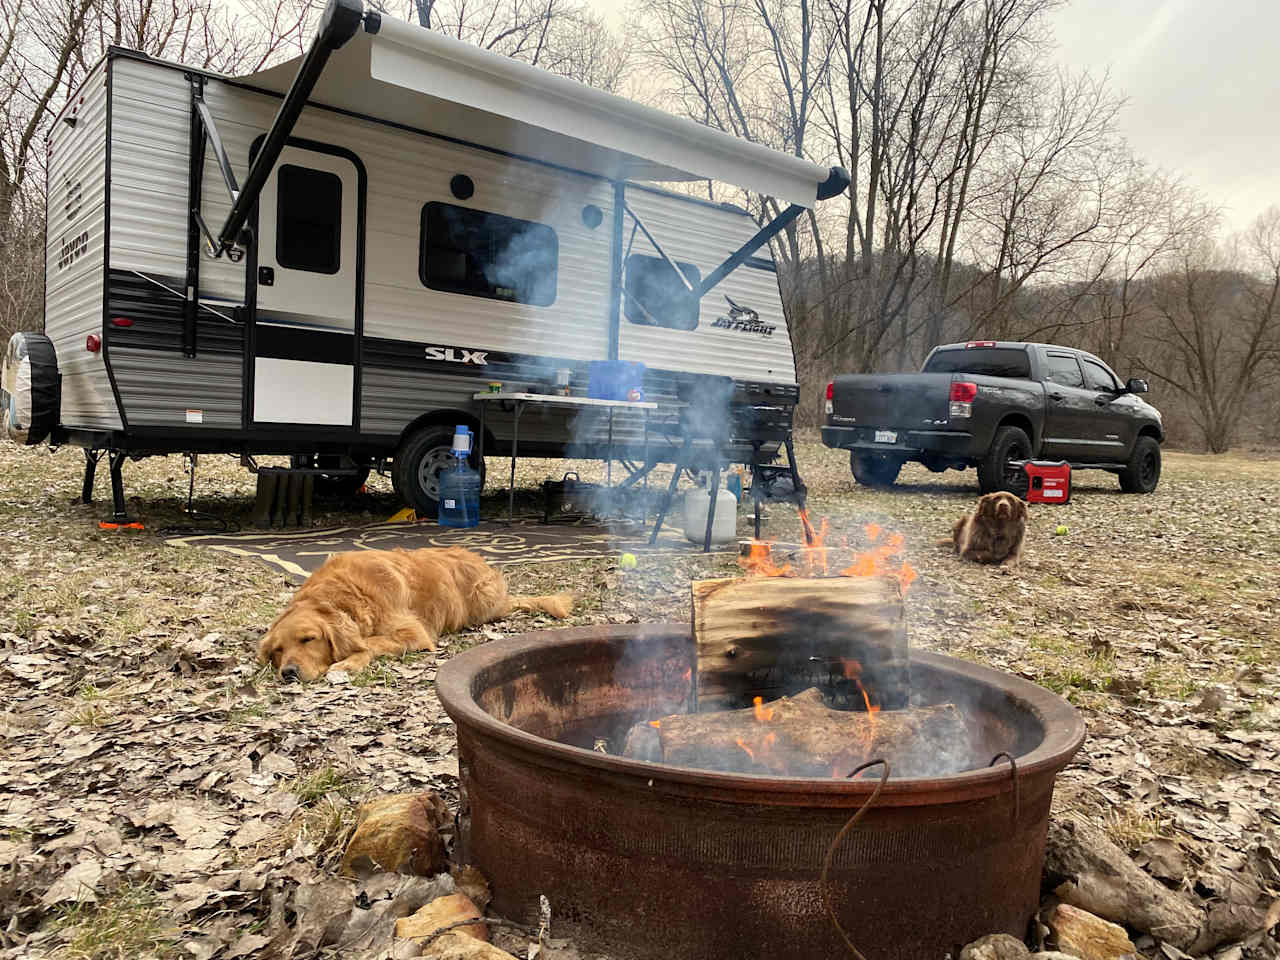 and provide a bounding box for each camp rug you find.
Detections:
[165,516,720,582]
